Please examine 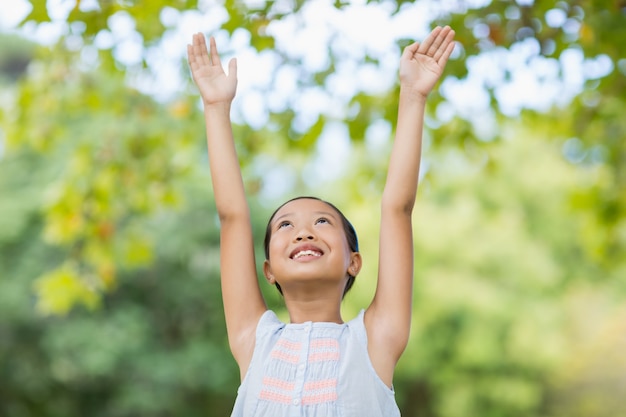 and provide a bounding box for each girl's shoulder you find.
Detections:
[255,309,284,336]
